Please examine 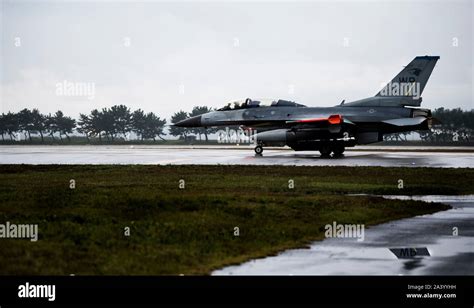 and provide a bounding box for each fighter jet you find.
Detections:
[175,56,439,157]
